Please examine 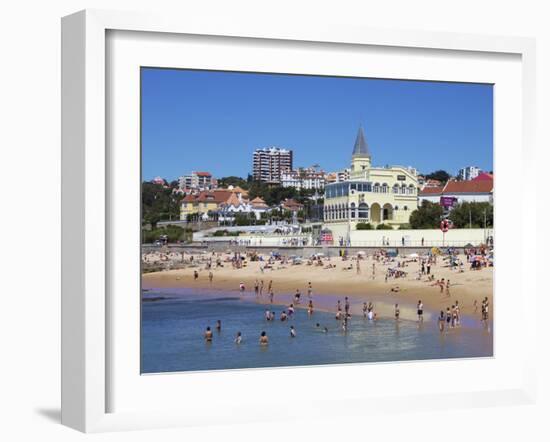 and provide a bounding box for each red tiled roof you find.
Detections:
[419,186,443,195]
[195,171,211,177]
[442,179,493,194]
[184,190,232,204]
[472,172,493,182]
